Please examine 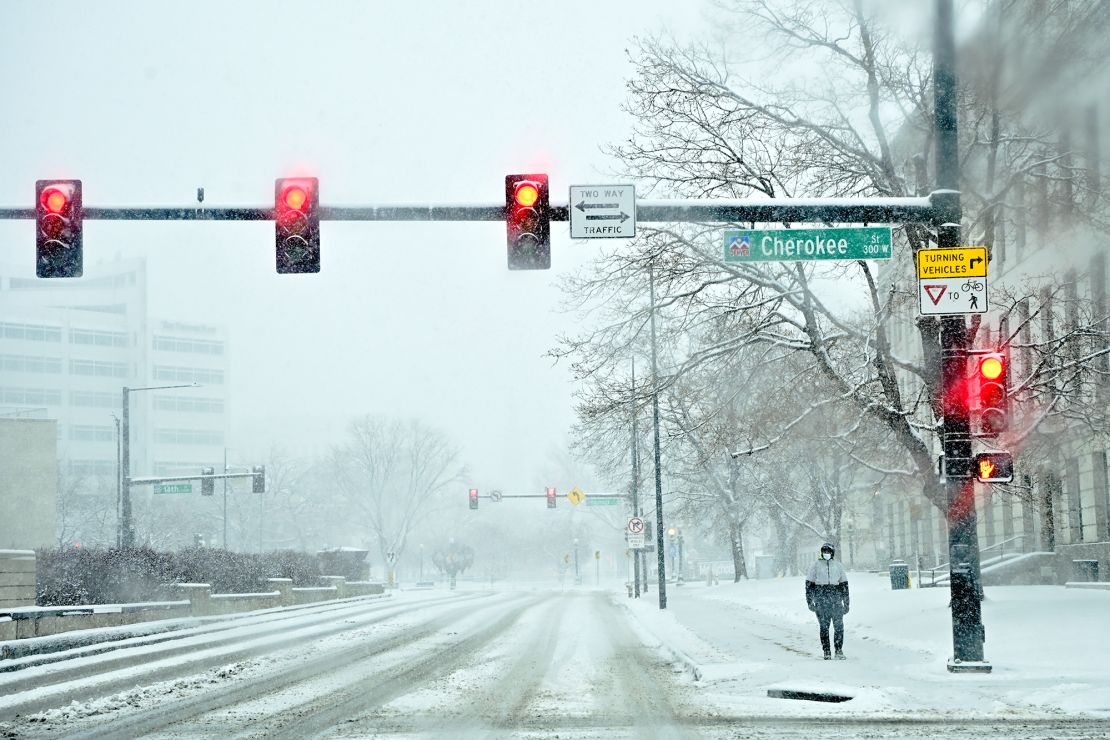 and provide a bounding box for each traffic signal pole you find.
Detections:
[934,0,989,672]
